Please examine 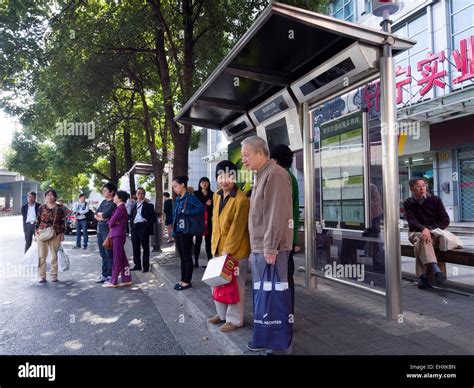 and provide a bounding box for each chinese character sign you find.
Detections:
[452,35,474,85]
[393,35,474,105]
[417,51,446,96]
[396,65,412,104]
